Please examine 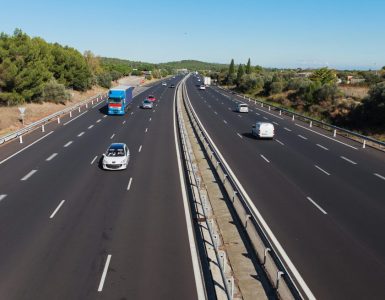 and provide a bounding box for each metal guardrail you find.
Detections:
[216,86,385,151]
[0,93,107,145]
[176,77,233,300]
[182,81,309,299]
